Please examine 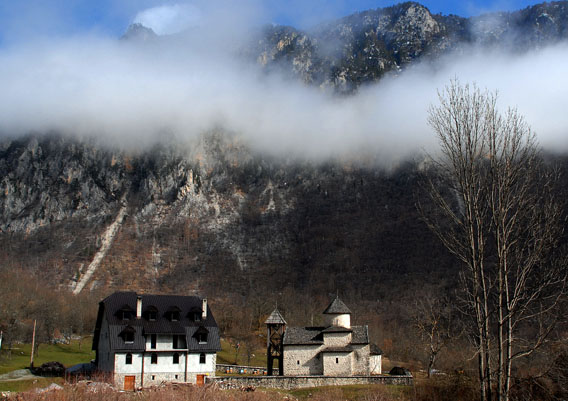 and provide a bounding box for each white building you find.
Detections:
[281,297,382,376]
[92,292,221,390]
